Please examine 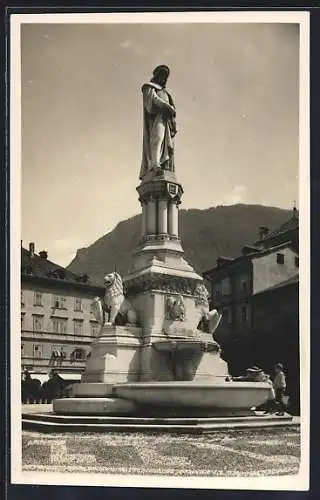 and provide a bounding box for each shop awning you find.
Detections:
[28,373,49,384]
[57,373,82,382]
[27,372,82,384]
